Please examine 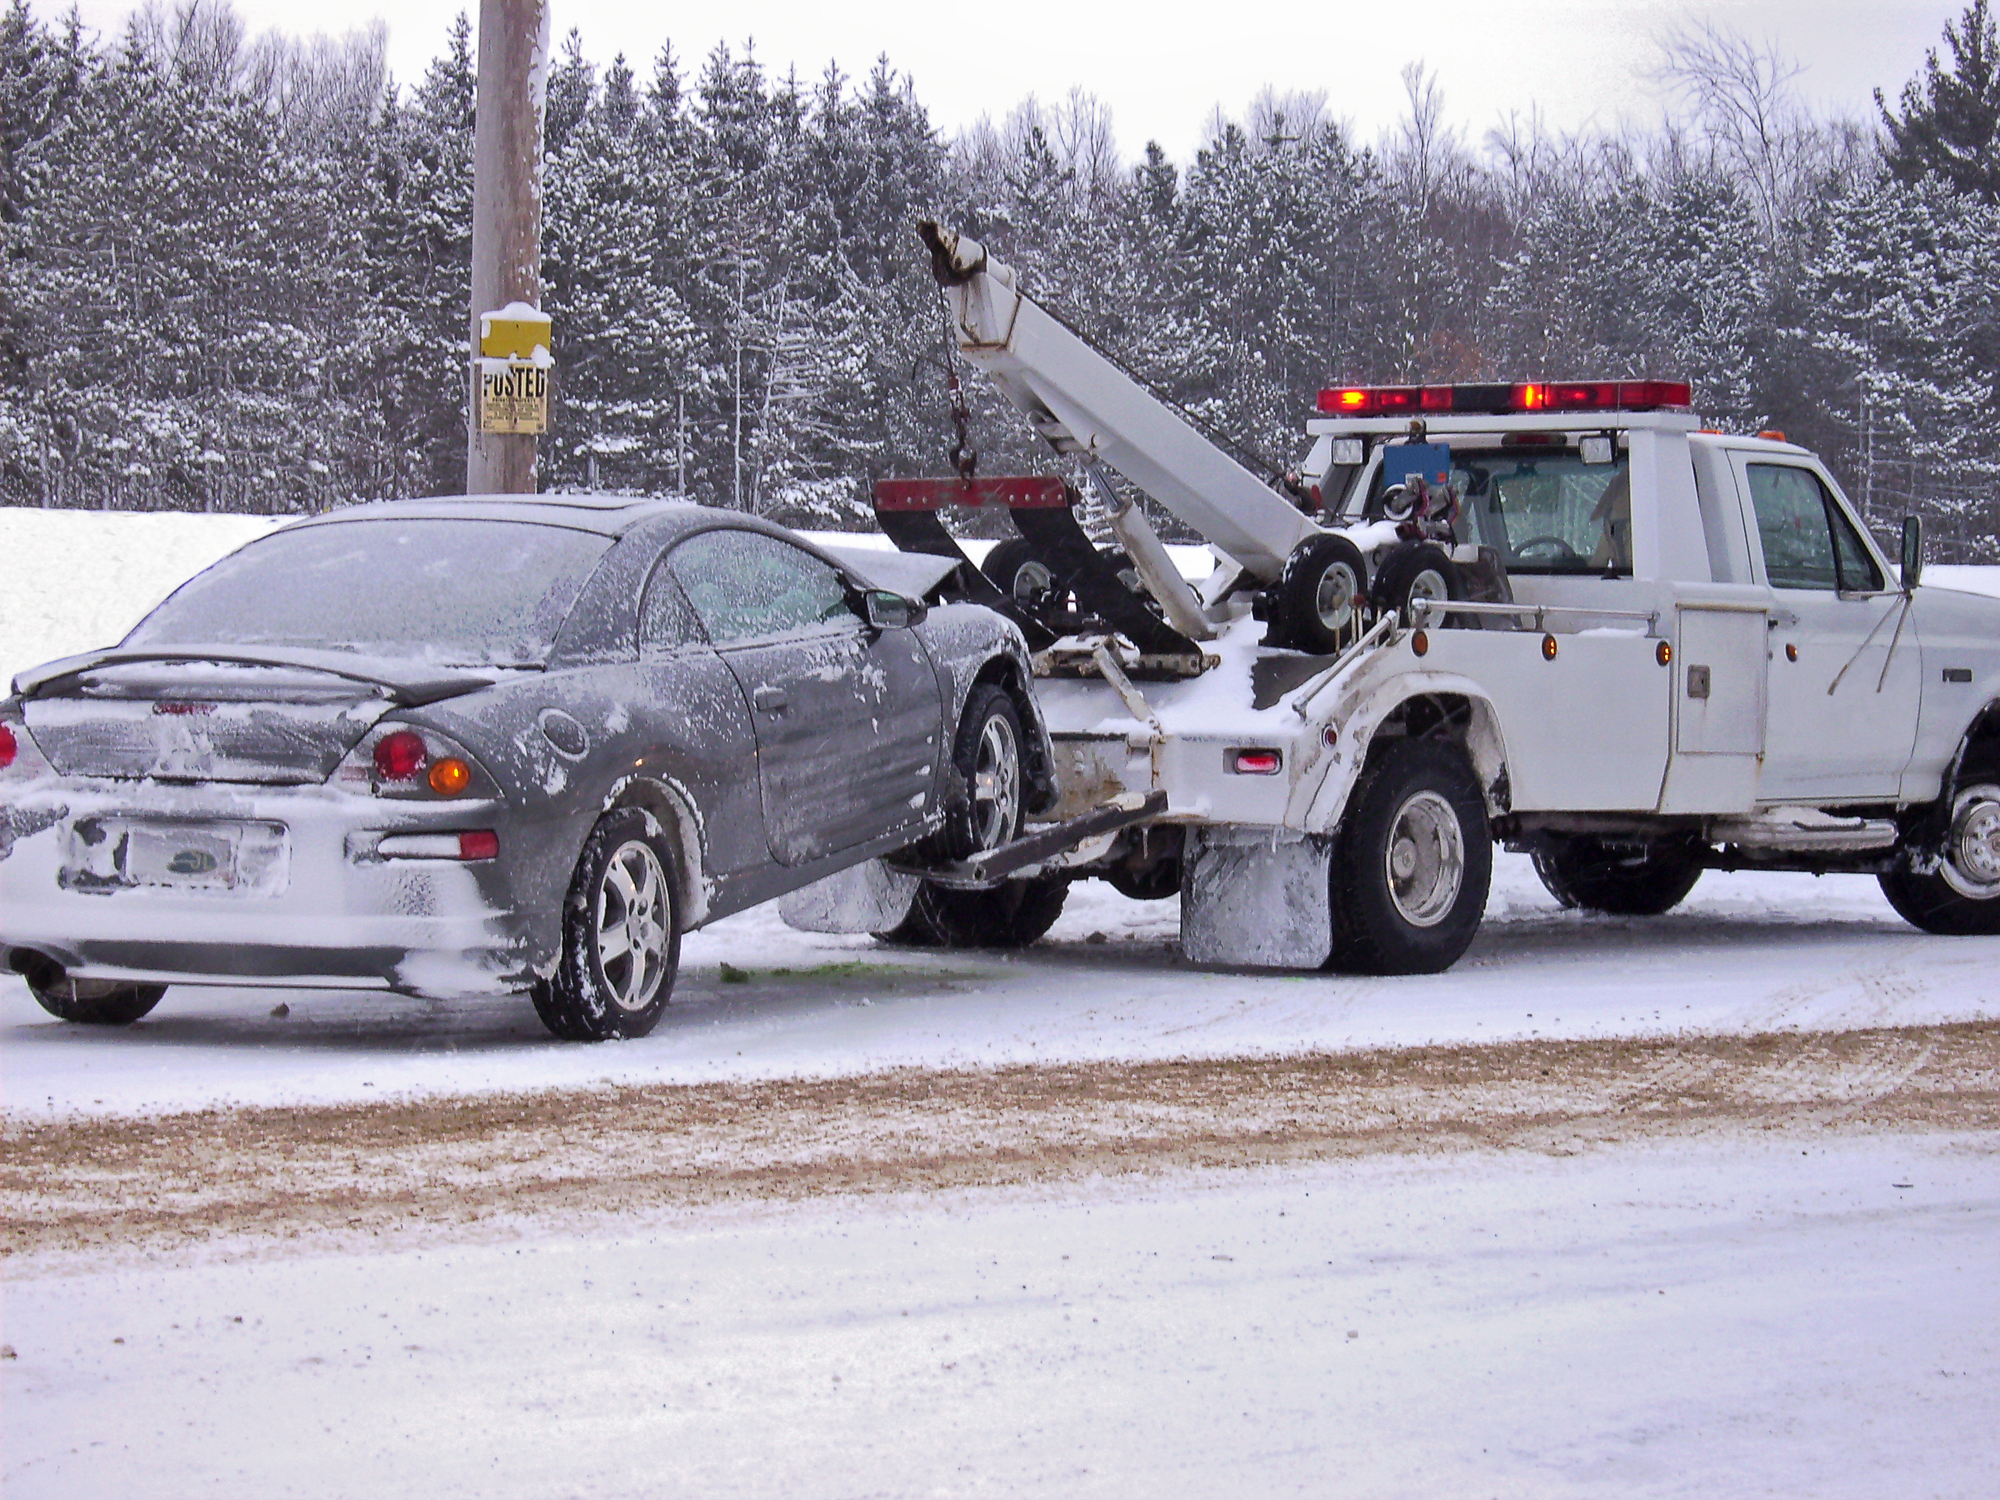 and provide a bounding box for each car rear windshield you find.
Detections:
[125,518,614,666]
